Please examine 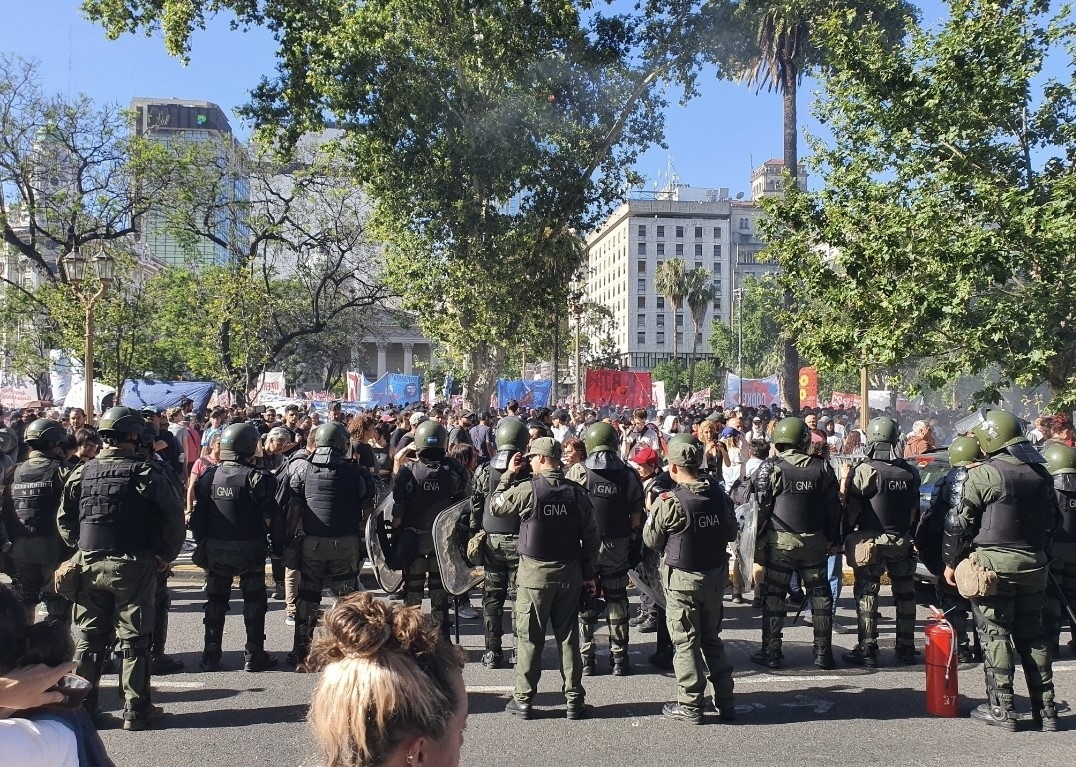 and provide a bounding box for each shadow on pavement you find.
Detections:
[166,702,309,729]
